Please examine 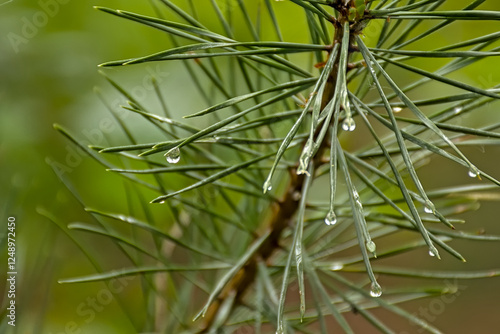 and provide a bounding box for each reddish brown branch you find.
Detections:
[198,14,356,333]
